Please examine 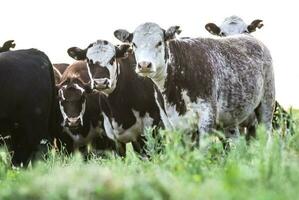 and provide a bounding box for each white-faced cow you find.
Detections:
[205,16,289,137]
[56,61,116,153]
[114,22,275,143]
[205,15,263,37]
[67,40,169,156]
[0,49,57,165]
[0,40,16,53]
